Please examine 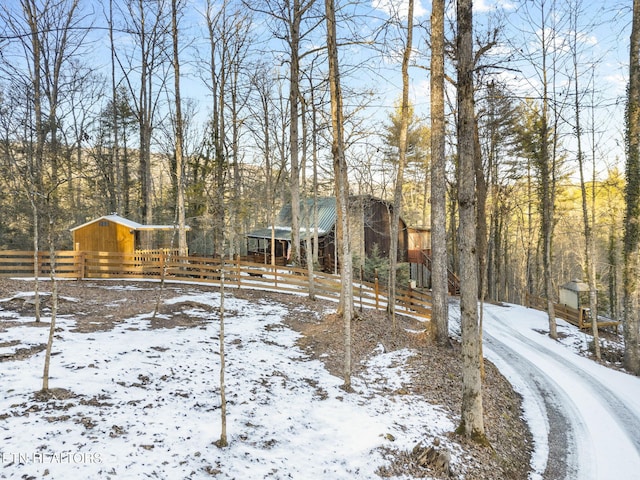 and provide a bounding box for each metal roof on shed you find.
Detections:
[560,279,590,292]
[70,214,190,232]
